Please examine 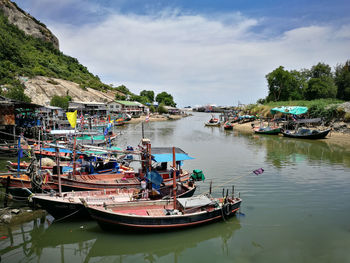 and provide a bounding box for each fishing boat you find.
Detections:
[83,147,242,231]
[205,116,221,126]
[223,121,234,130]
[281,128,331,139]
[253,126,281,135]
[0,172,58,199]
[84,194,241,230]
[31,182,196,220]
